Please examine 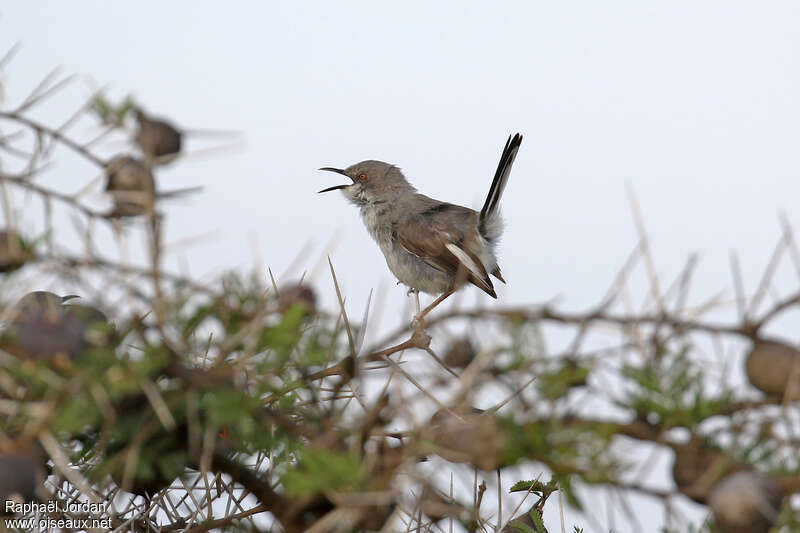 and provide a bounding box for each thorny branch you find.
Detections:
[1,50,799,533]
